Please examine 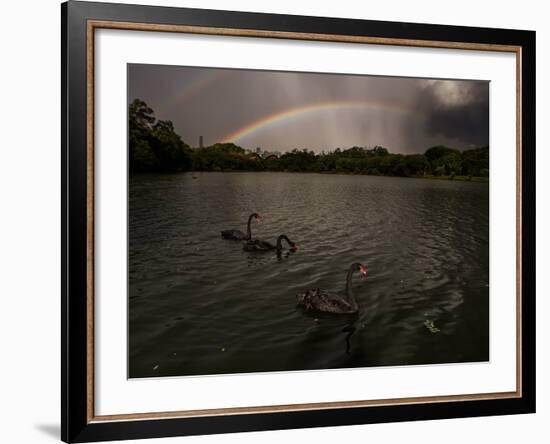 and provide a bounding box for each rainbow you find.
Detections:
[221,100,410,143]
[161,70,223,110]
